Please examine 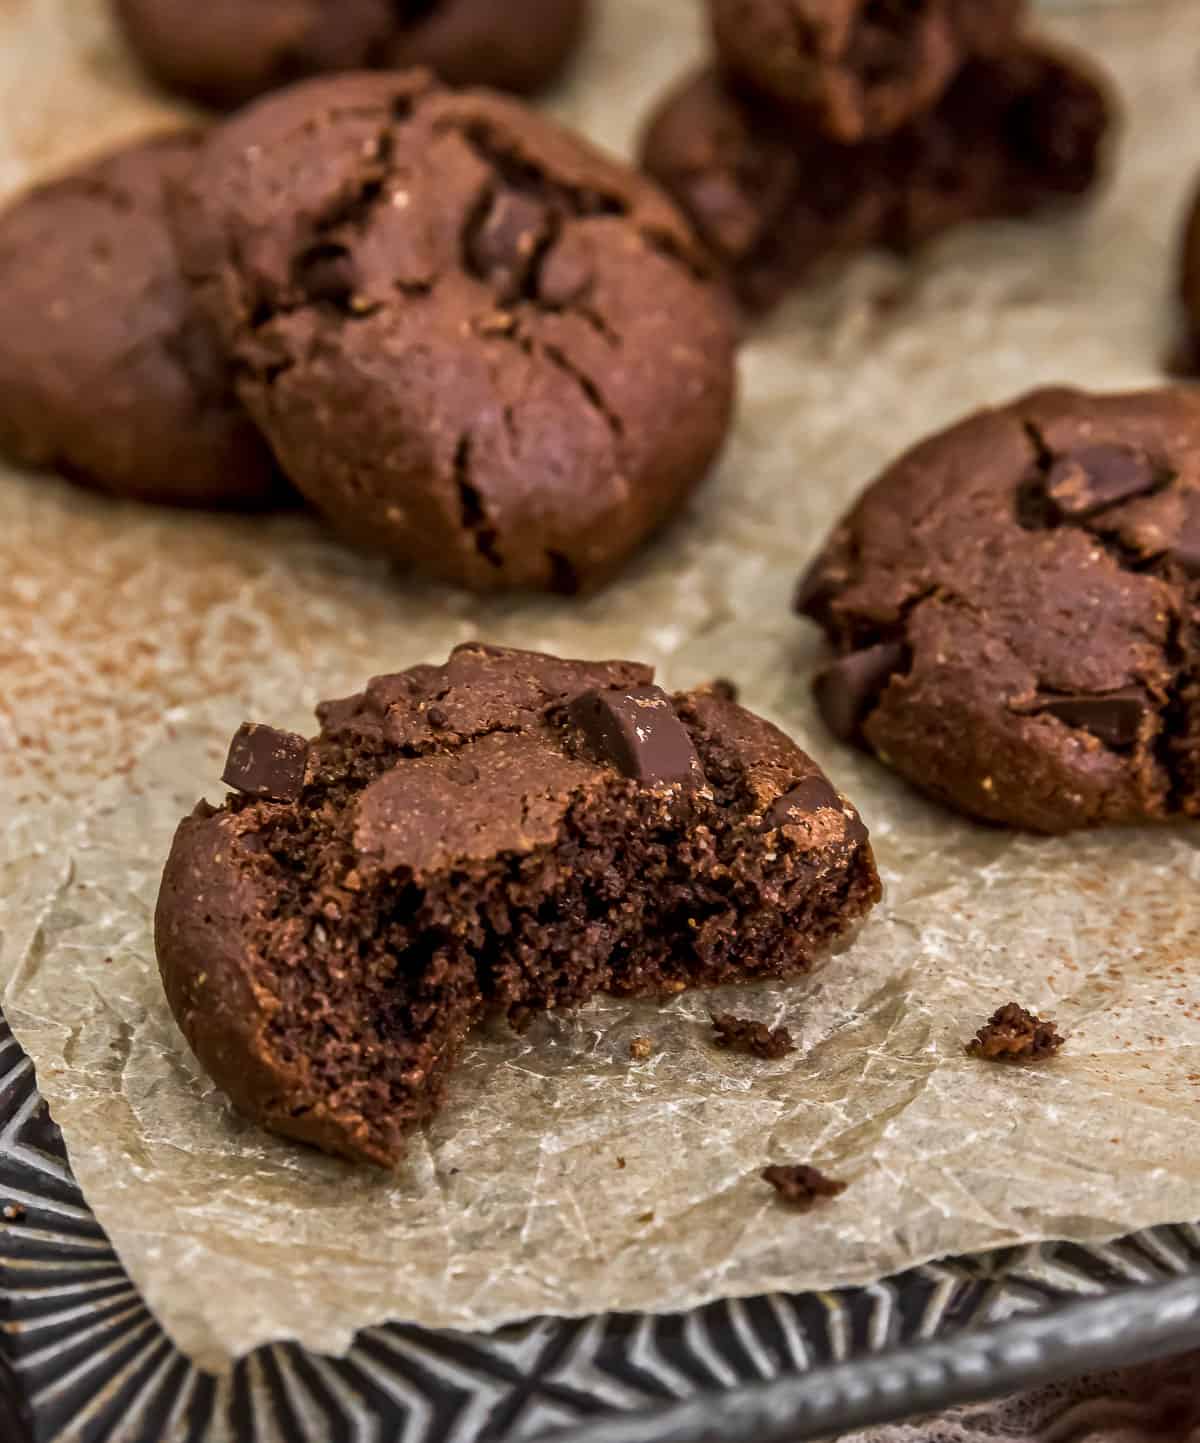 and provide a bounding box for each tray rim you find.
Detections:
[541,1273,1200,1443]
